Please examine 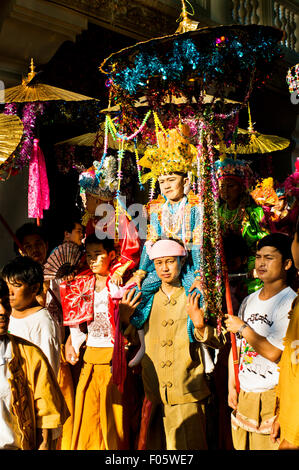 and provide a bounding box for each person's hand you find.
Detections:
[125,271,146,290]
[119,288,142,325]
[224,314,245,334]
[110,271,123,287]
[228,384,238,410]
[65,335,79,365]
[189,278,202,293]
[186,292,205,331]
[270,417,281,445]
